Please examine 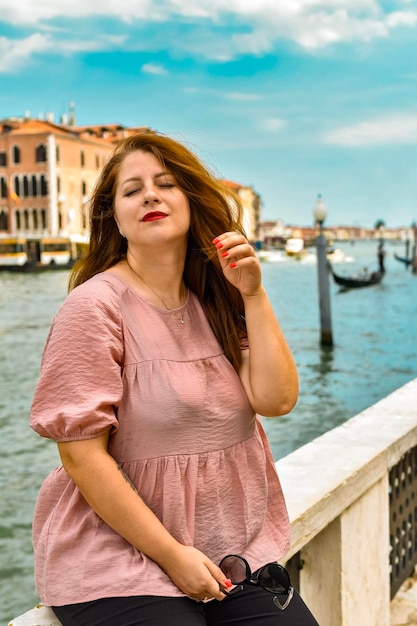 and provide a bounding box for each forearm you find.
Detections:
[58,436,229,600]
[58,438,180,570]
[240,287,299,417]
